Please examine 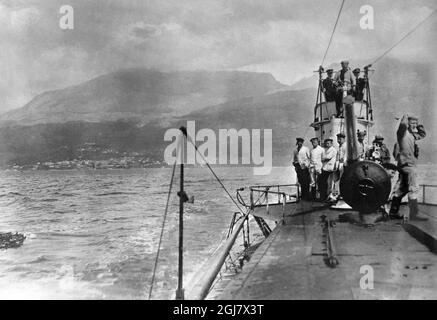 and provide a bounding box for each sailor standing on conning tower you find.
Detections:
[333,60,356,117]
[352,68,366,101]
[322,69,336,103]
